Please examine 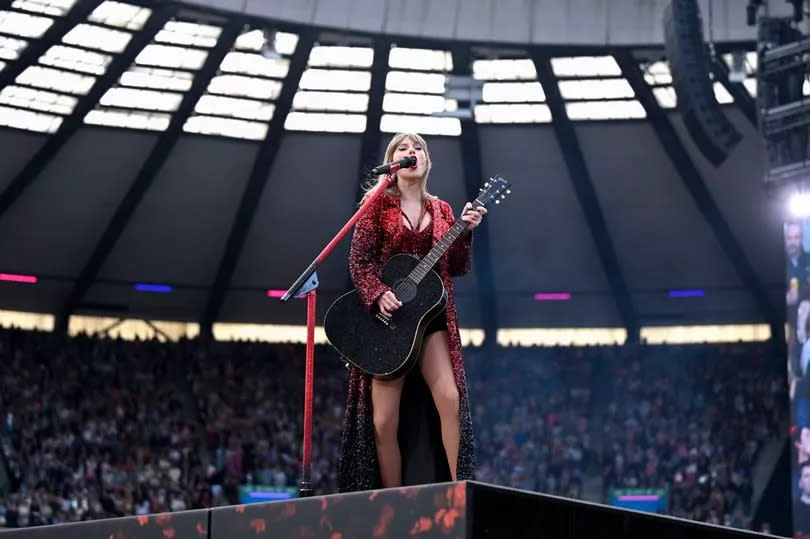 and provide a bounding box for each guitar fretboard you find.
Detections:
[407,200,480,283]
